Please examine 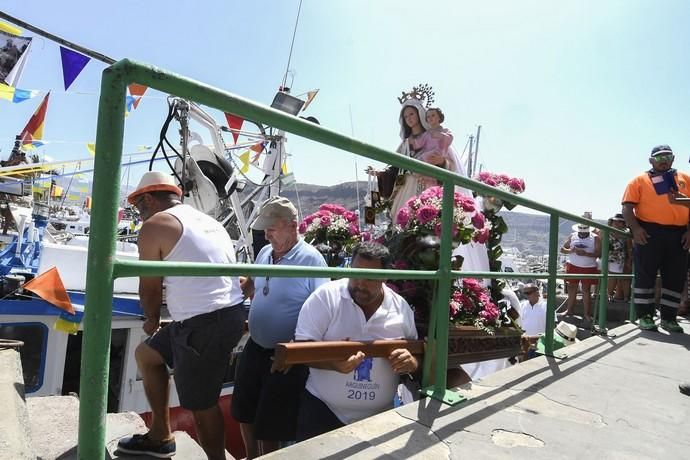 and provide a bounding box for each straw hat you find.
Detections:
[127,171,182,205]
[536,321,579,354]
